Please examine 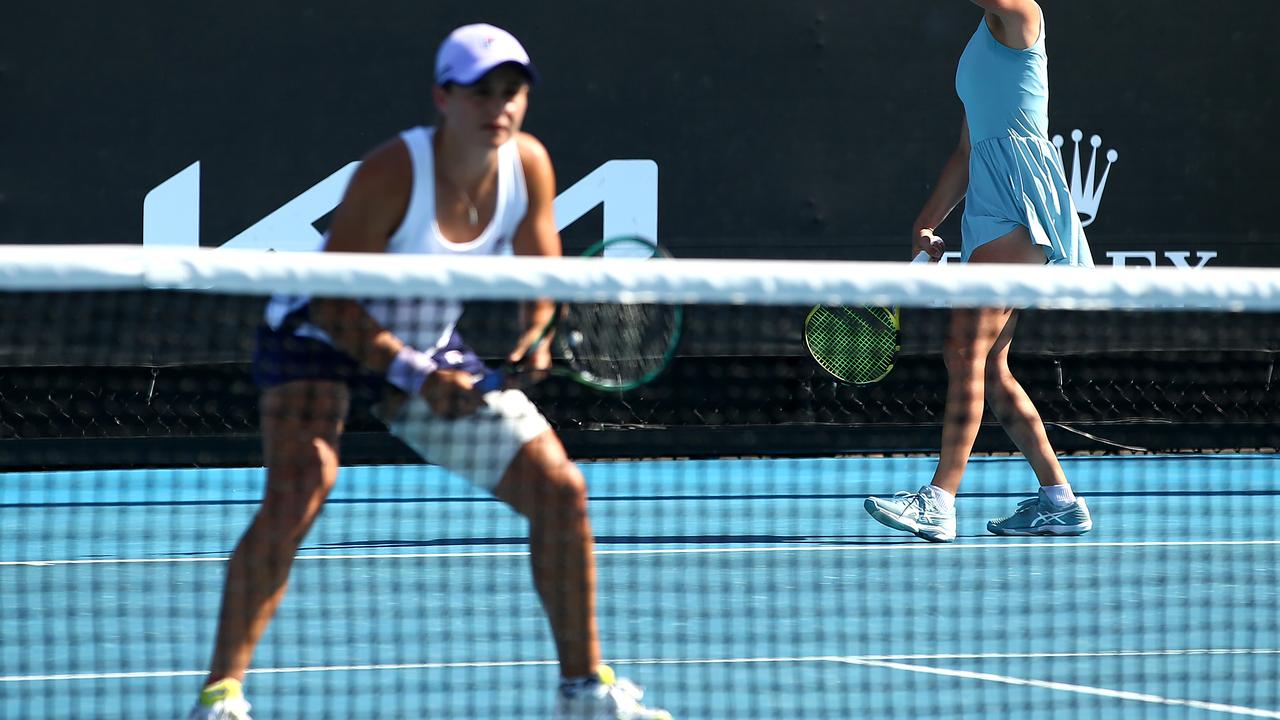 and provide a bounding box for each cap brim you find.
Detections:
[445,60,537,87]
